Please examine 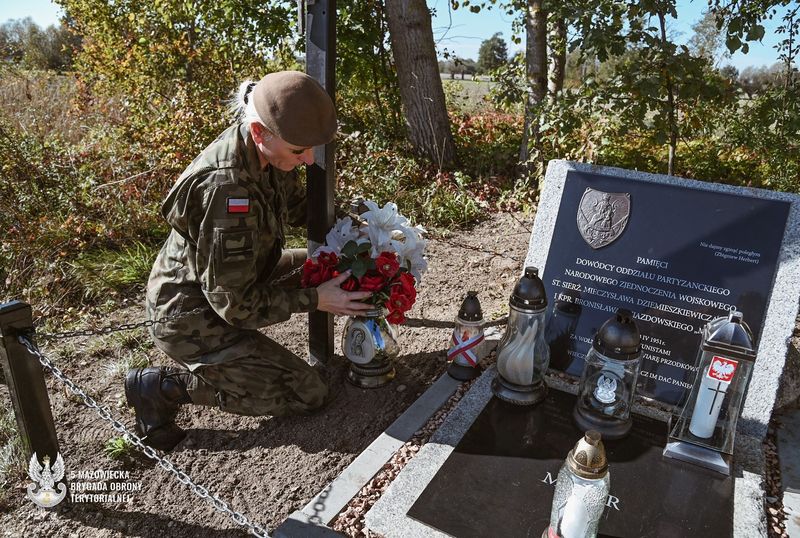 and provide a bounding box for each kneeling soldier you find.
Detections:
[125,71,373,450]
